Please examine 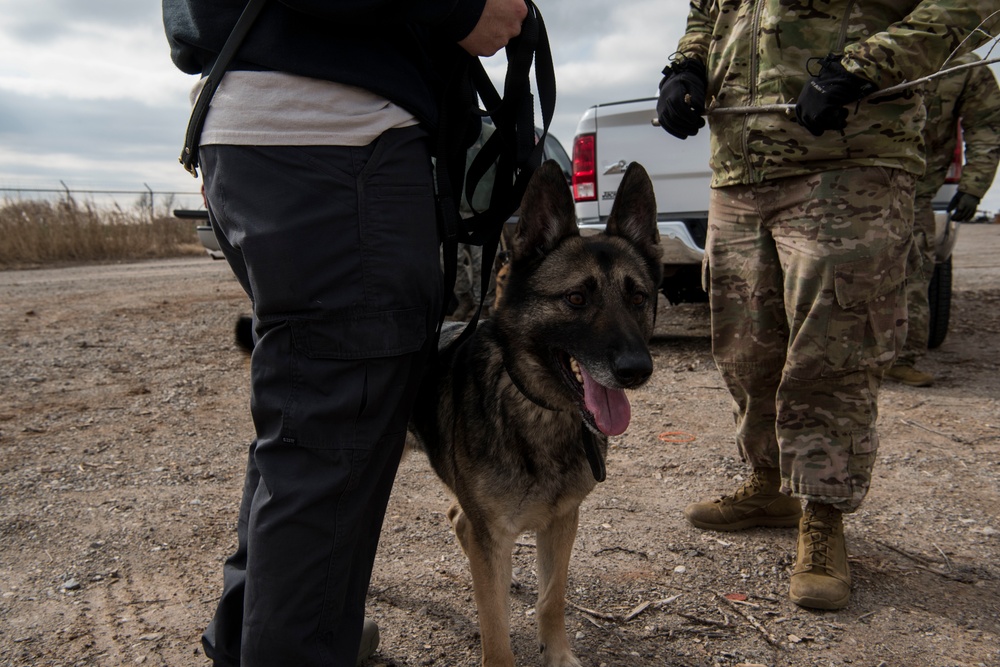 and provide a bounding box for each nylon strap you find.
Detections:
[435,0,556,349]
[179,0,268,177]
